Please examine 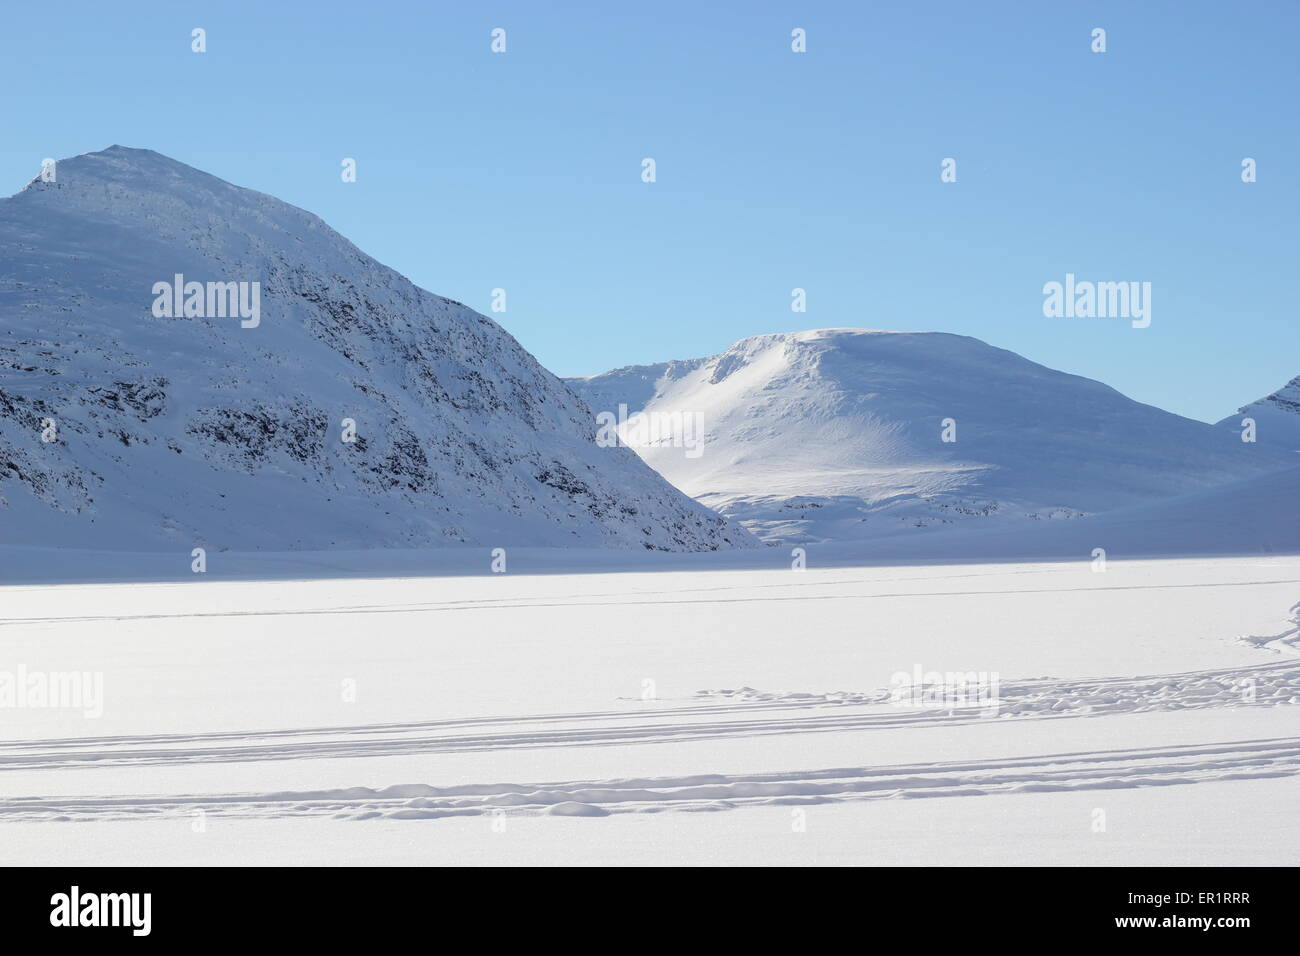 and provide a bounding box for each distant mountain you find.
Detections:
[0,147,755,552]
[567,329,1294,544]
[1217,376,1300,452]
